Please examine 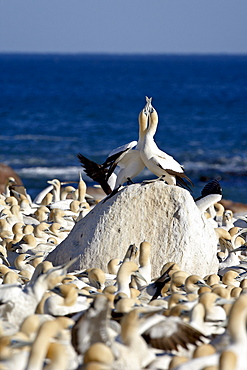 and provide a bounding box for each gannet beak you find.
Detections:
[46,230,59,237]
[0,254,10,267]
[144,96,153,115]
[215,297,234,306]
[132,270,147,284]
[229,245,247,254]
